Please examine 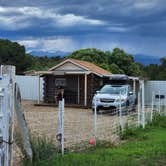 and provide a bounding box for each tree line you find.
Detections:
[0,39,165,80]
